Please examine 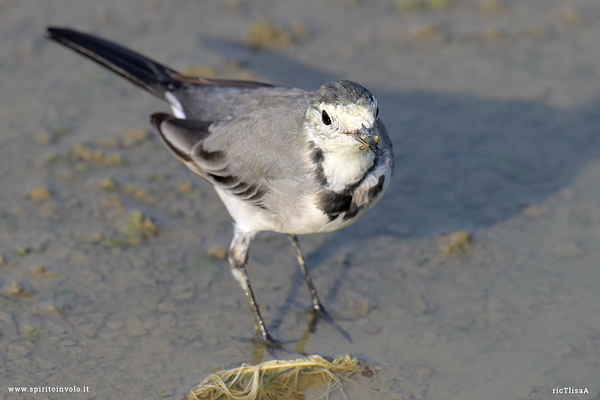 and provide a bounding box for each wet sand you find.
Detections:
[1,1,600,399]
